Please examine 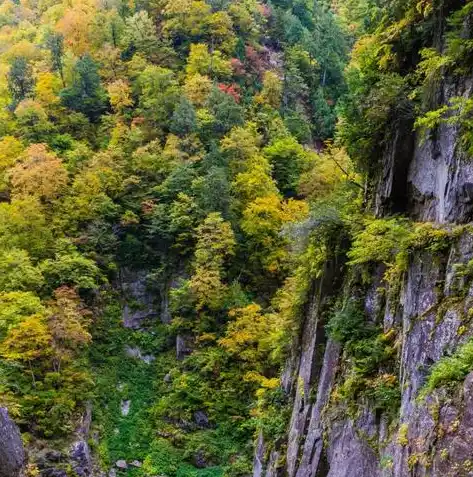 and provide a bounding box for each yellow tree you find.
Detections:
[255,71,283,109]
[241,194,308,274]
[56,2,95,56]
[163,0,211,39]
[186,43,232,78]
[107,79,133,115]
[47,286,91,372]
[0,136,23,193]
[35,72,62,106]
[183,74,213,107]
[189,212,236,311]
[0,314,52,385]
[9,143,68,202]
